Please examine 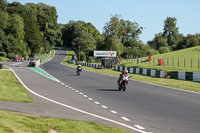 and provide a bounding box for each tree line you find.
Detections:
[1,0,199,61]
[147,17,200,53]
[0,0,62,58]
[61,15,157,61]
